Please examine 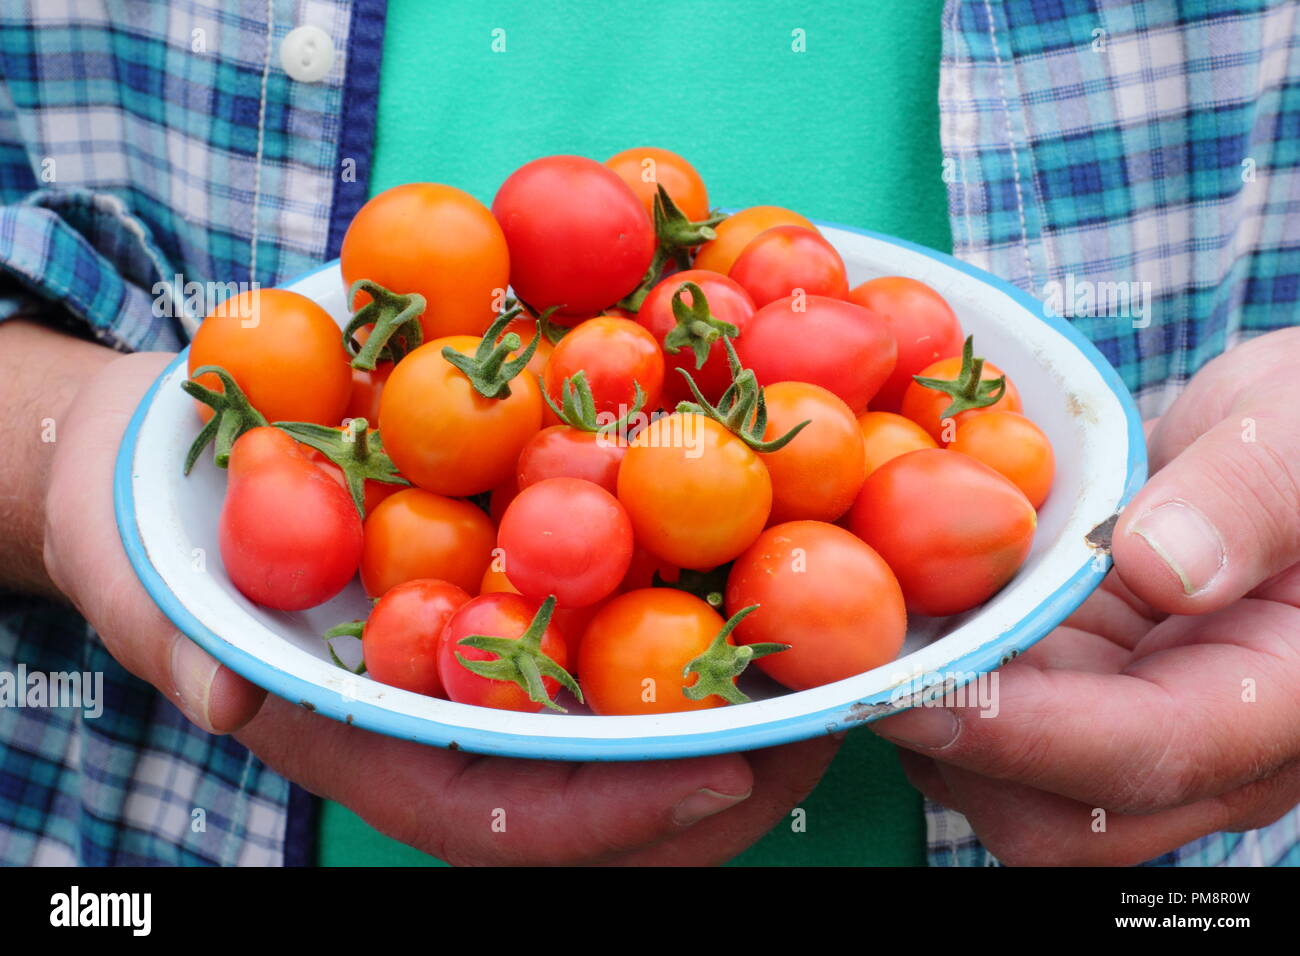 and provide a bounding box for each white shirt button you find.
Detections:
[280,25,335,83]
